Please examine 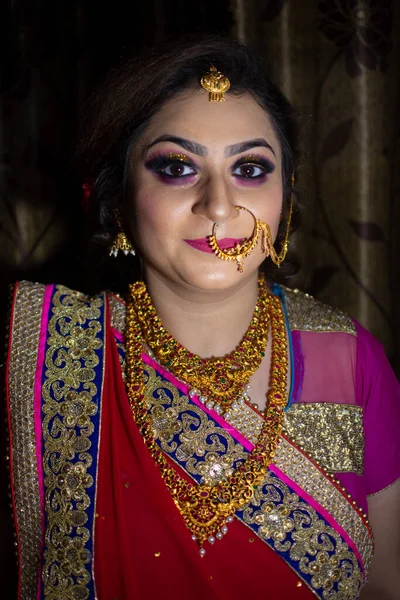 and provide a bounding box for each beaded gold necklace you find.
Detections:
[133,275,271,414]
[126,279,289,554]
